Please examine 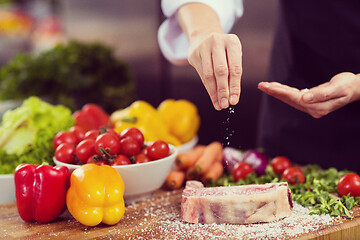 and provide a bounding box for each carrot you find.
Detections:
[194,141,223,175]
[165,170,186,190]
[175,145,206,170]
[201,161,224,186]
[186,165,200,180]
